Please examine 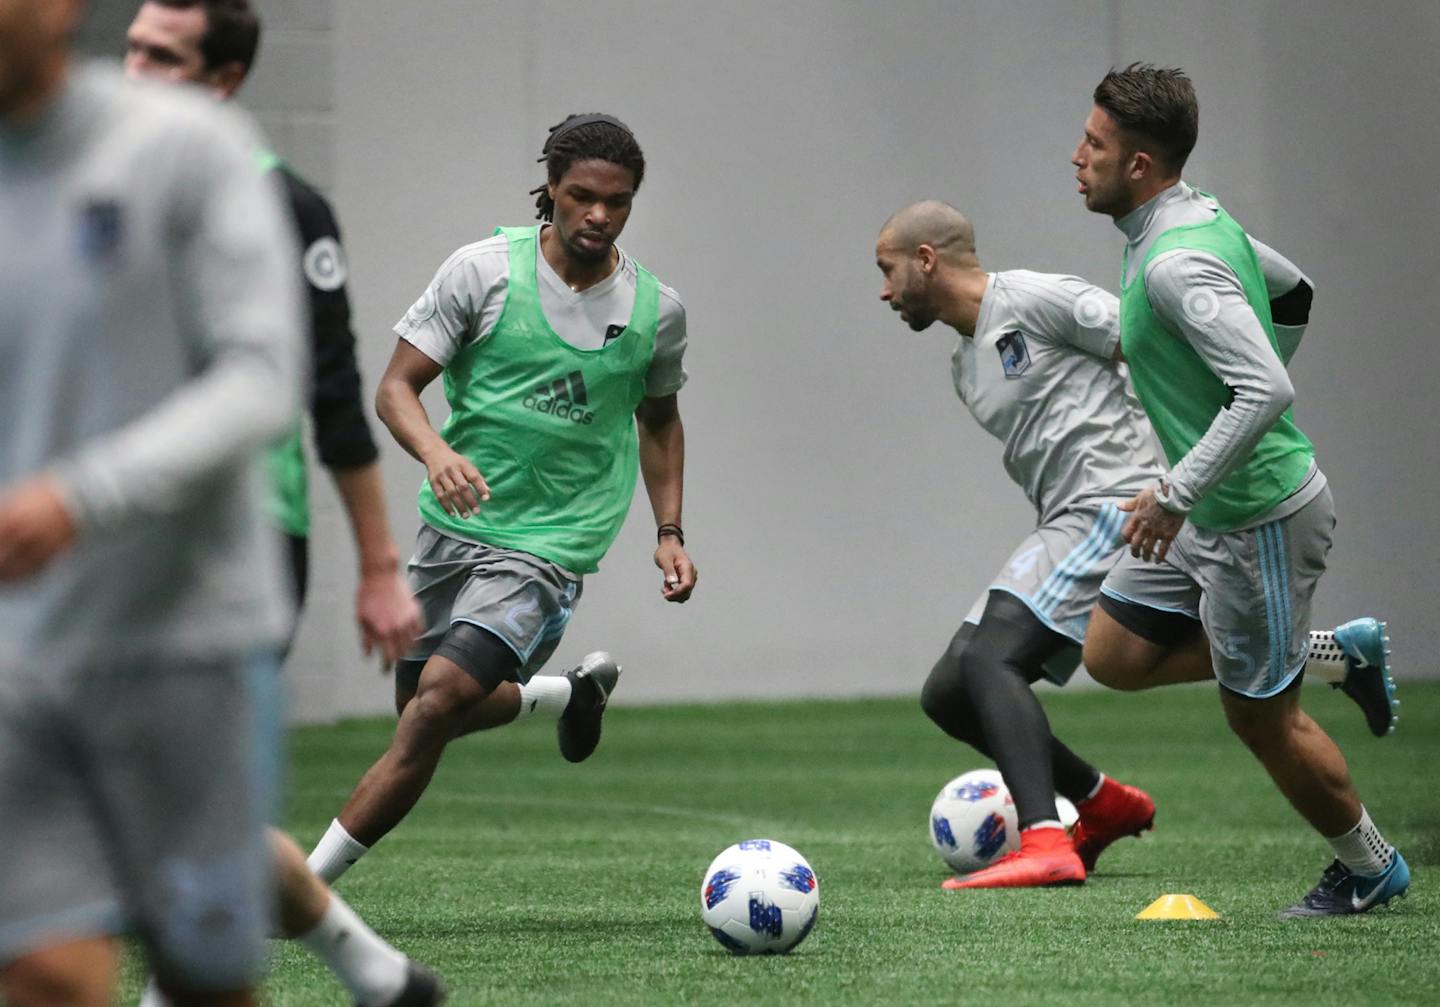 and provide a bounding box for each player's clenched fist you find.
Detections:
[655,540,697,603]
[423,448,489,519]
[0,477,78,582]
